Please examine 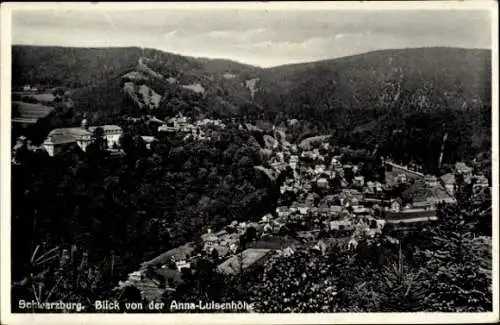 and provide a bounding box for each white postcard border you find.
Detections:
[1,1,498,324]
